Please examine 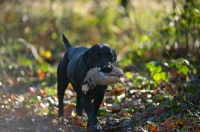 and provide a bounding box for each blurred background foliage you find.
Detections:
[0,0,199,109]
